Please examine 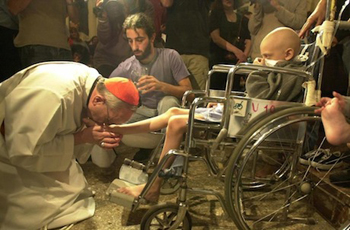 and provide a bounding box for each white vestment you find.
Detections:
[0,62,100,229]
